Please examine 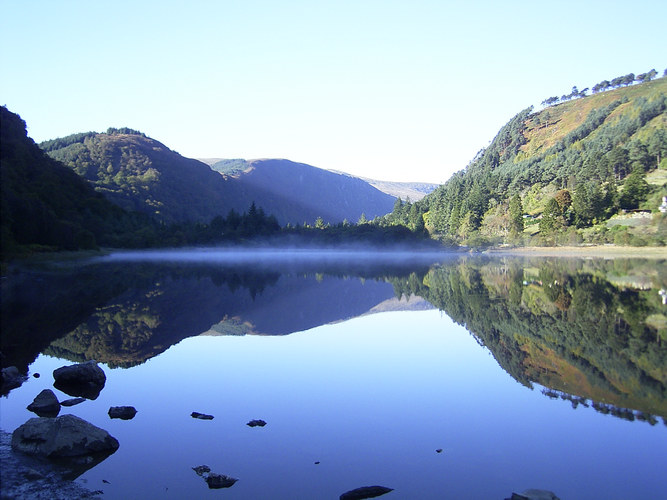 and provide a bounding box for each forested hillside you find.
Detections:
[42,134,397,227]
[382,72,667,246]
[42,130,240,224]
[0,107,156,257]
